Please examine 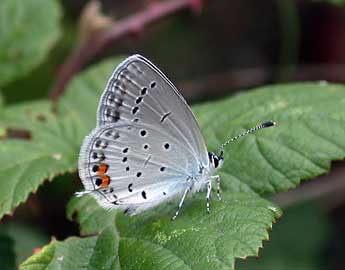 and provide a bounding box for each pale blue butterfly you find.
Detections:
[77,55,275,219]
